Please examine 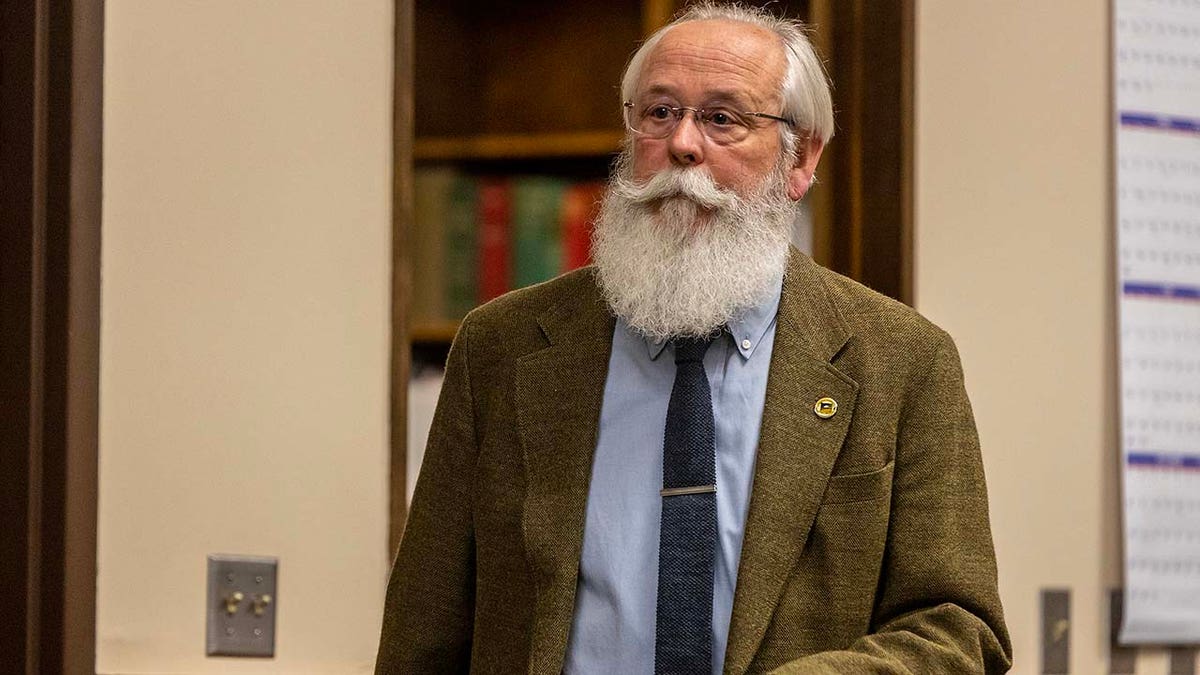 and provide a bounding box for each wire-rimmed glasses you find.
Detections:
[622,100,793,145]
